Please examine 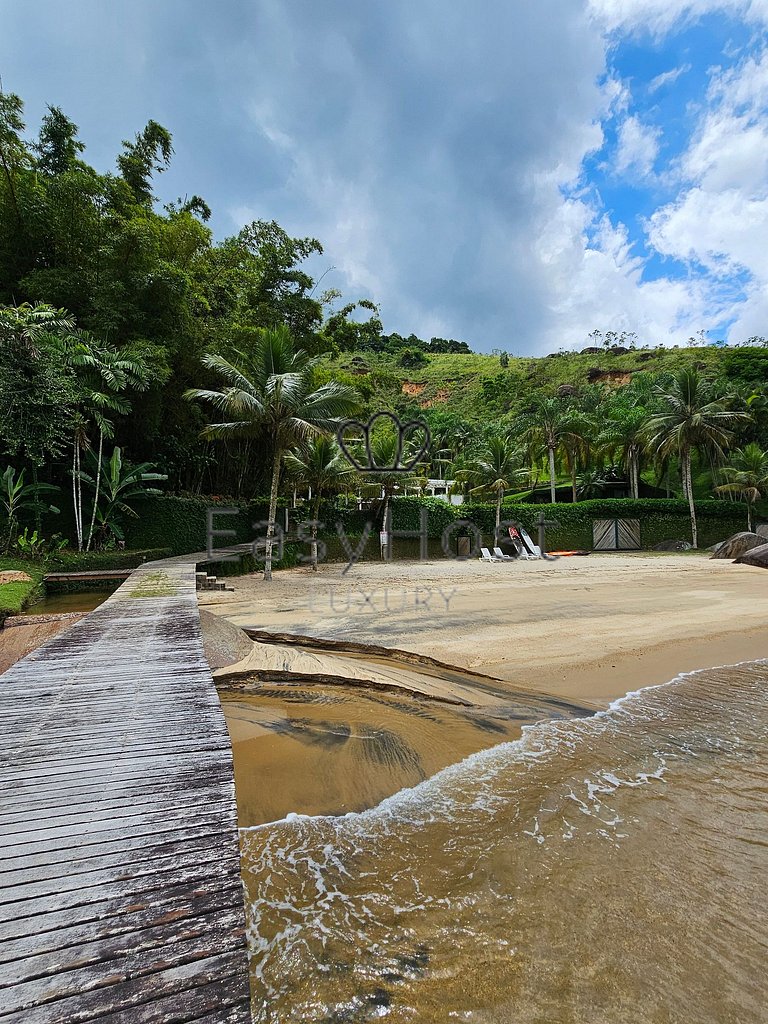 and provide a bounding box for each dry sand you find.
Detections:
[202,553,768,706]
